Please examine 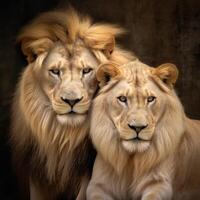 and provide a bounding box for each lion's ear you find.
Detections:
[96,62,122,87]
[19,37,54,63]
[154,63,179,88]
[84,25,125,58]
